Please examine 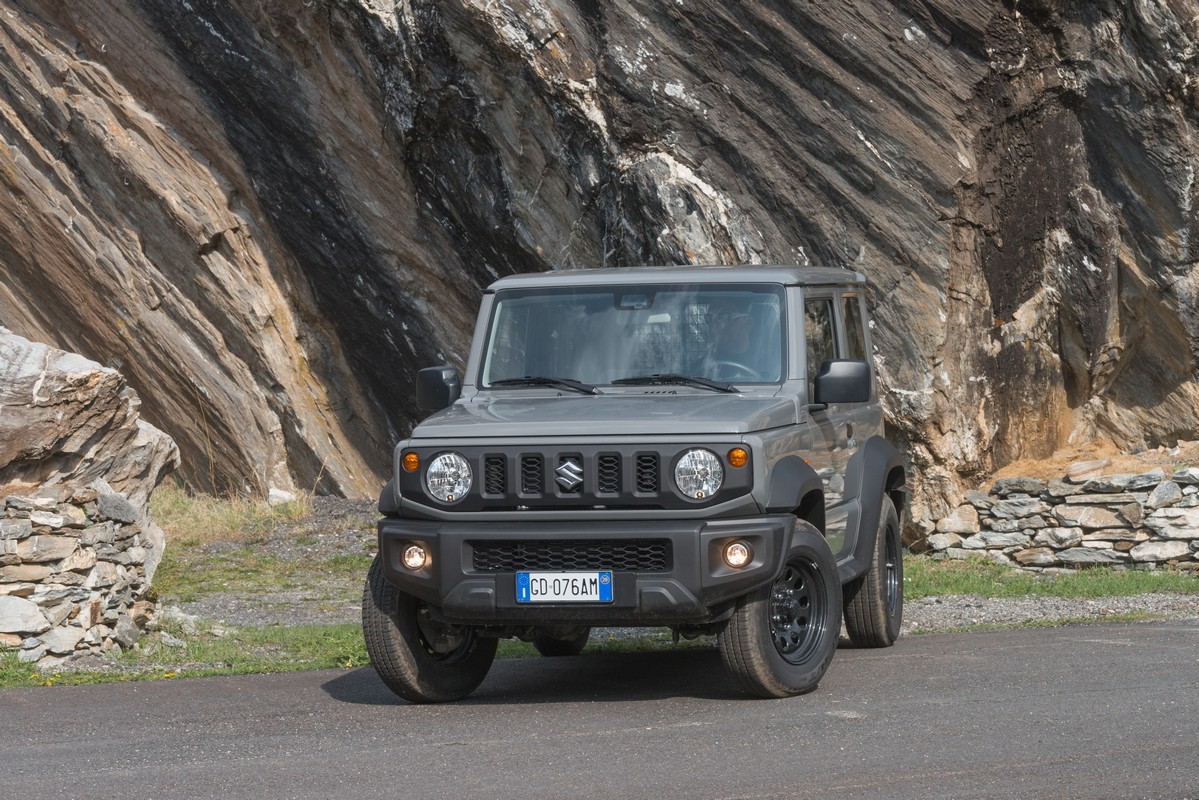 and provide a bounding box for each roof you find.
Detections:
[486,265,868,292]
